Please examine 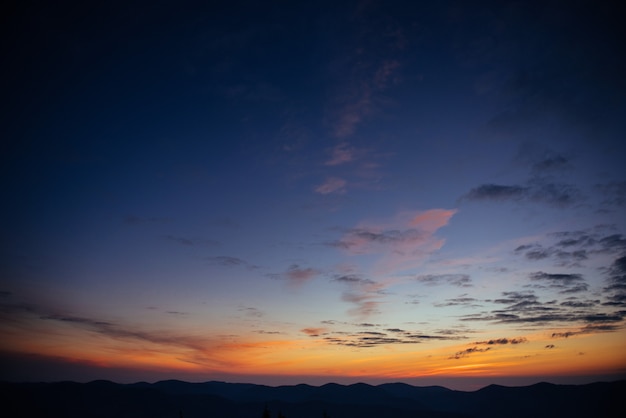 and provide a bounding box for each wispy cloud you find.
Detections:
[596,180,626,208]
[473,337,528,345]
[329,56,402,139]
[206,256,257,269]
[513,228,626,268]
[304,323,464,348]
[284,264,320,288]
[325,142,356,166]
[604,254,626,307]
[325,209,458,317]
[463,179,582,208]
[449,346,491,359]
[314,177,347,195]
[332,274,386,318]
[331,209,457,272]
[301,327,327,337]
[39,313,210,352]
[415,274,473,288]
[238,306,264,318]
[460,288,625,329]
[528,271,588,294]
